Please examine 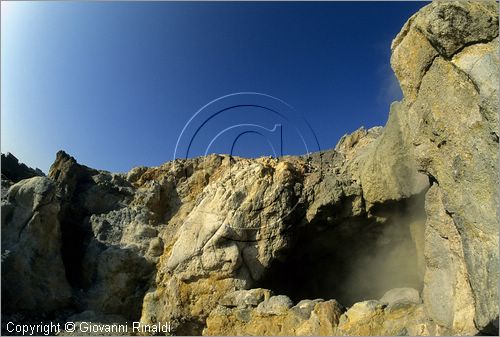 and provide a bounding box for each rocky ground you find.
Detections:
[1,0,499,335]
